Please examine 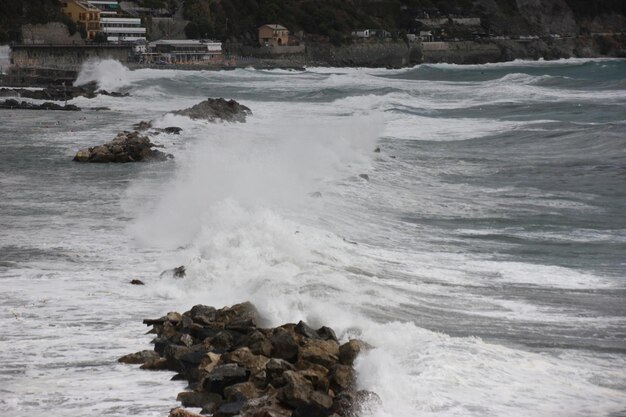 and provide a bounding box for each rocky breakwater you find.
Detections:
[73,131,172,163]
[173,98,252,122]
[119,302,378,417]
